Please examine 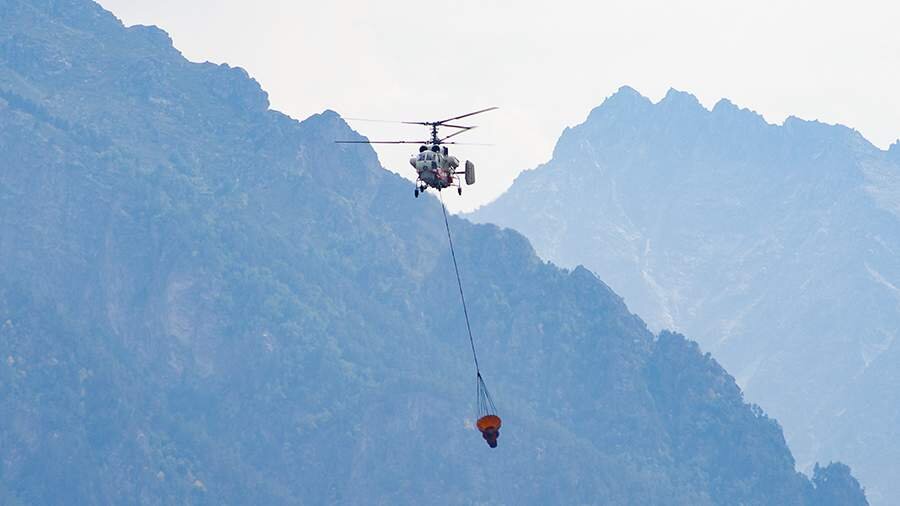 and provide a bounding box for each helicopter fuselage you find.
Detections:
[410,145,460,190]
